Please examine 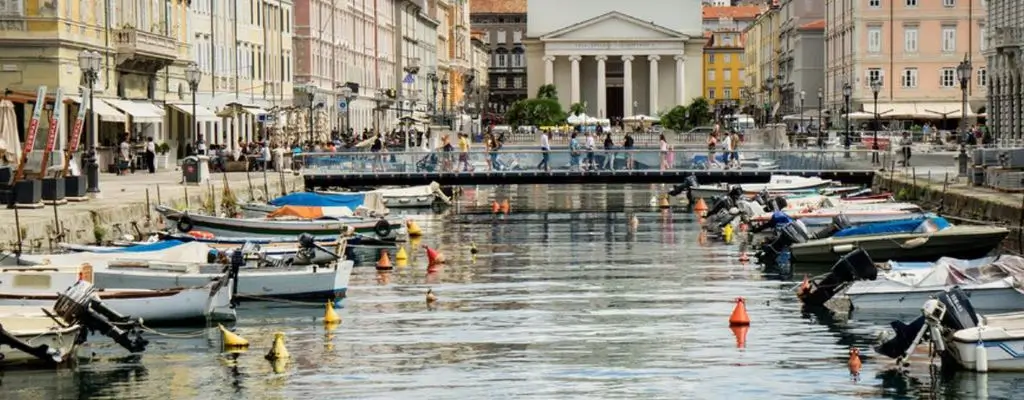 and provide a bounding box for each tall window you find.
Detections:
[724,54,731,63]
[724,88,732,99]
[708,70,716,81]
[940,68,956,88]
[978,68,987,87]
[941,26,957,52]
[981,27,987,50]
[708,89,716,99]
[943,0,955,6]
[708,54,715,63]
[905,0,917,6]
[866,68,883,87]
[868,27,882,53]
[901,68,918,88]
[869,0,880,8]
[904,27,918,53]
[724,70,732,80]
